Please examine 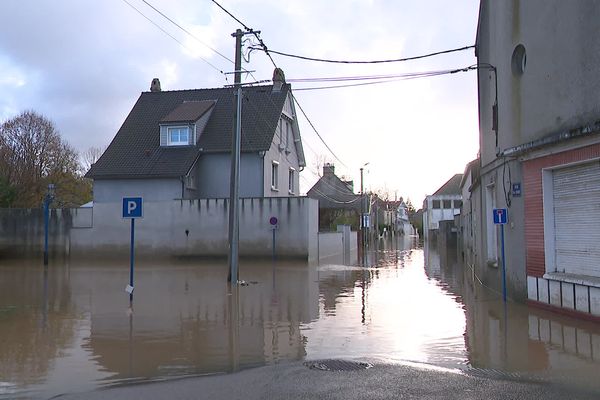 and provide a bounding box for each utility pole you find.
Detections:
[360,165,366,263]
[228,29,243,283]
